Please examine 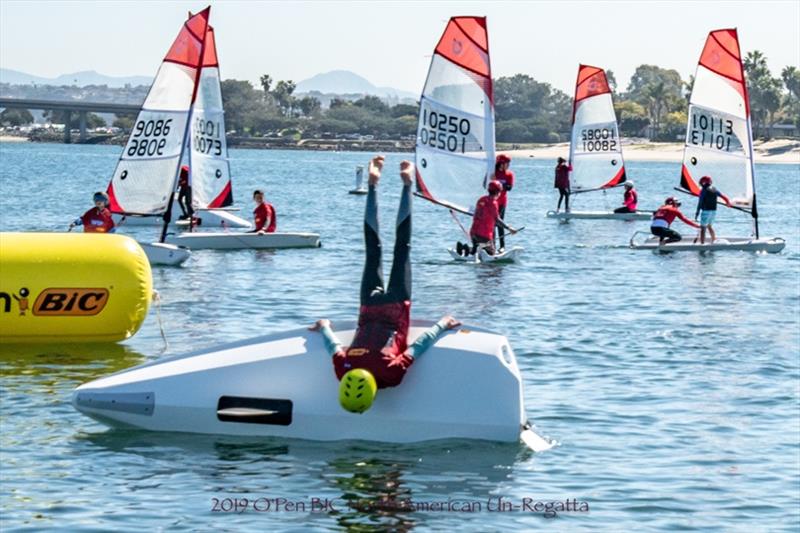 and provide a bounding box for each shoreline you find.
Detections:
[3,136,798,164]
[504,140,800,165]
